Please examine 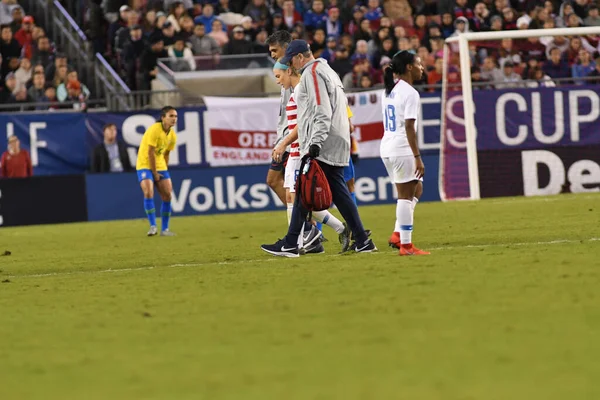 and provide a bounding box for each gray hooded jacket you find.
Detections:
[295,58,350,166]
